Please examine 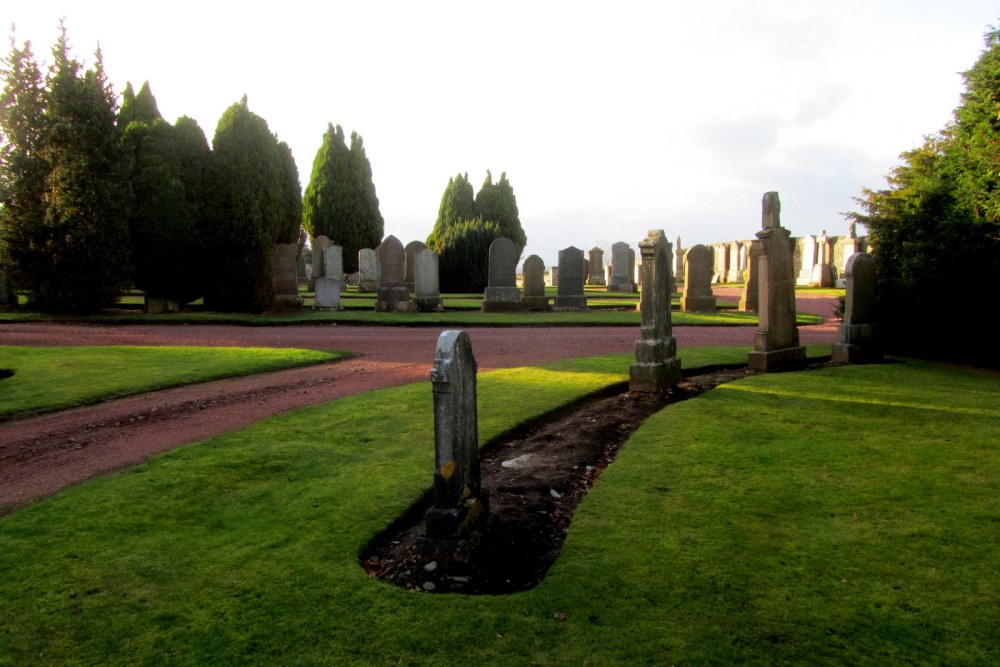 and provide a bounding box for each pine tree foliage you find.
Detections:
[275,140,303,245]
[302,124,383,273]
[201,97,287,312]
[436,217,503,292]
[427,172,475,251]
[474,170,525,255]
[118,80,161,127]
